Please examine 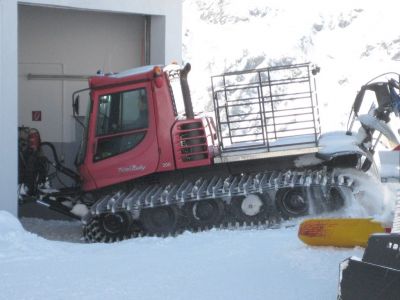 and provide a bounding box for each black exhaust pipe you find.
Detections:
[180,63,195,119]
